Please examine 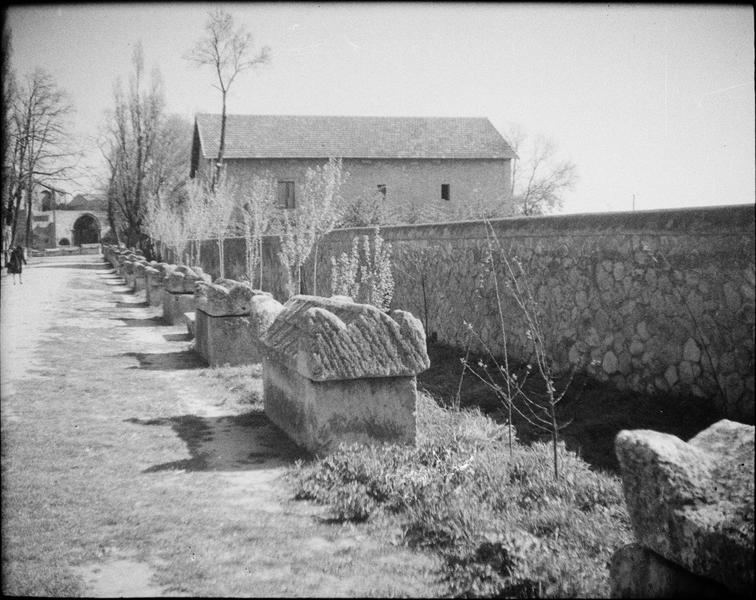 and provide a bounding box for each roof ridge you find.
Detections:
[197,113,493,121]
[194,113,515,160]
